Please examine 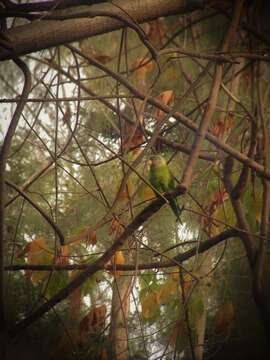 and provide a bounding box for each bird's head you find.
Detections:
[149,155,167,168]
